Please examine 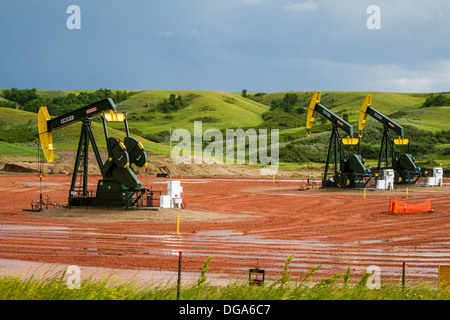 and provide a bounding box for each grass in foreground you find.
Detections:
[1,257,449,300]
